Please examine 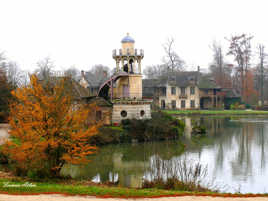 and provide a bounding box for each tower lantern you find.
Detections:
[113,33,144,74]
